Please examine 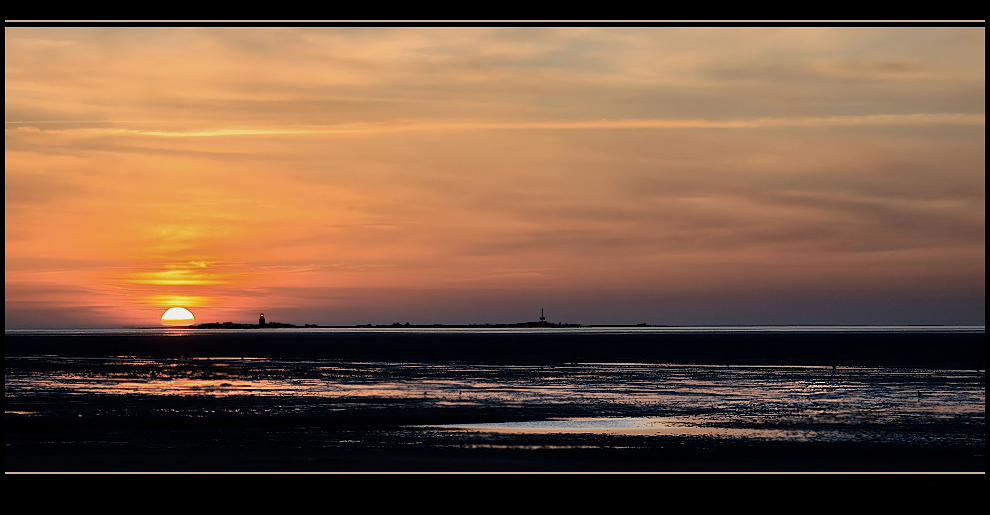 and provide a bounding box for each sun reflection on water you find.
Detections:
[5,358,984,443]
